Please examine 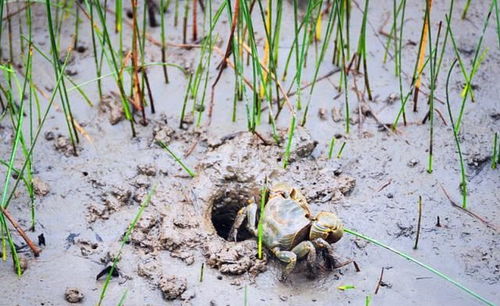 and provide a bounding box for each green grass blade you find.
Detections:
[344,228,494,305]
[98,186,156,305]
[156,141,197,177]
